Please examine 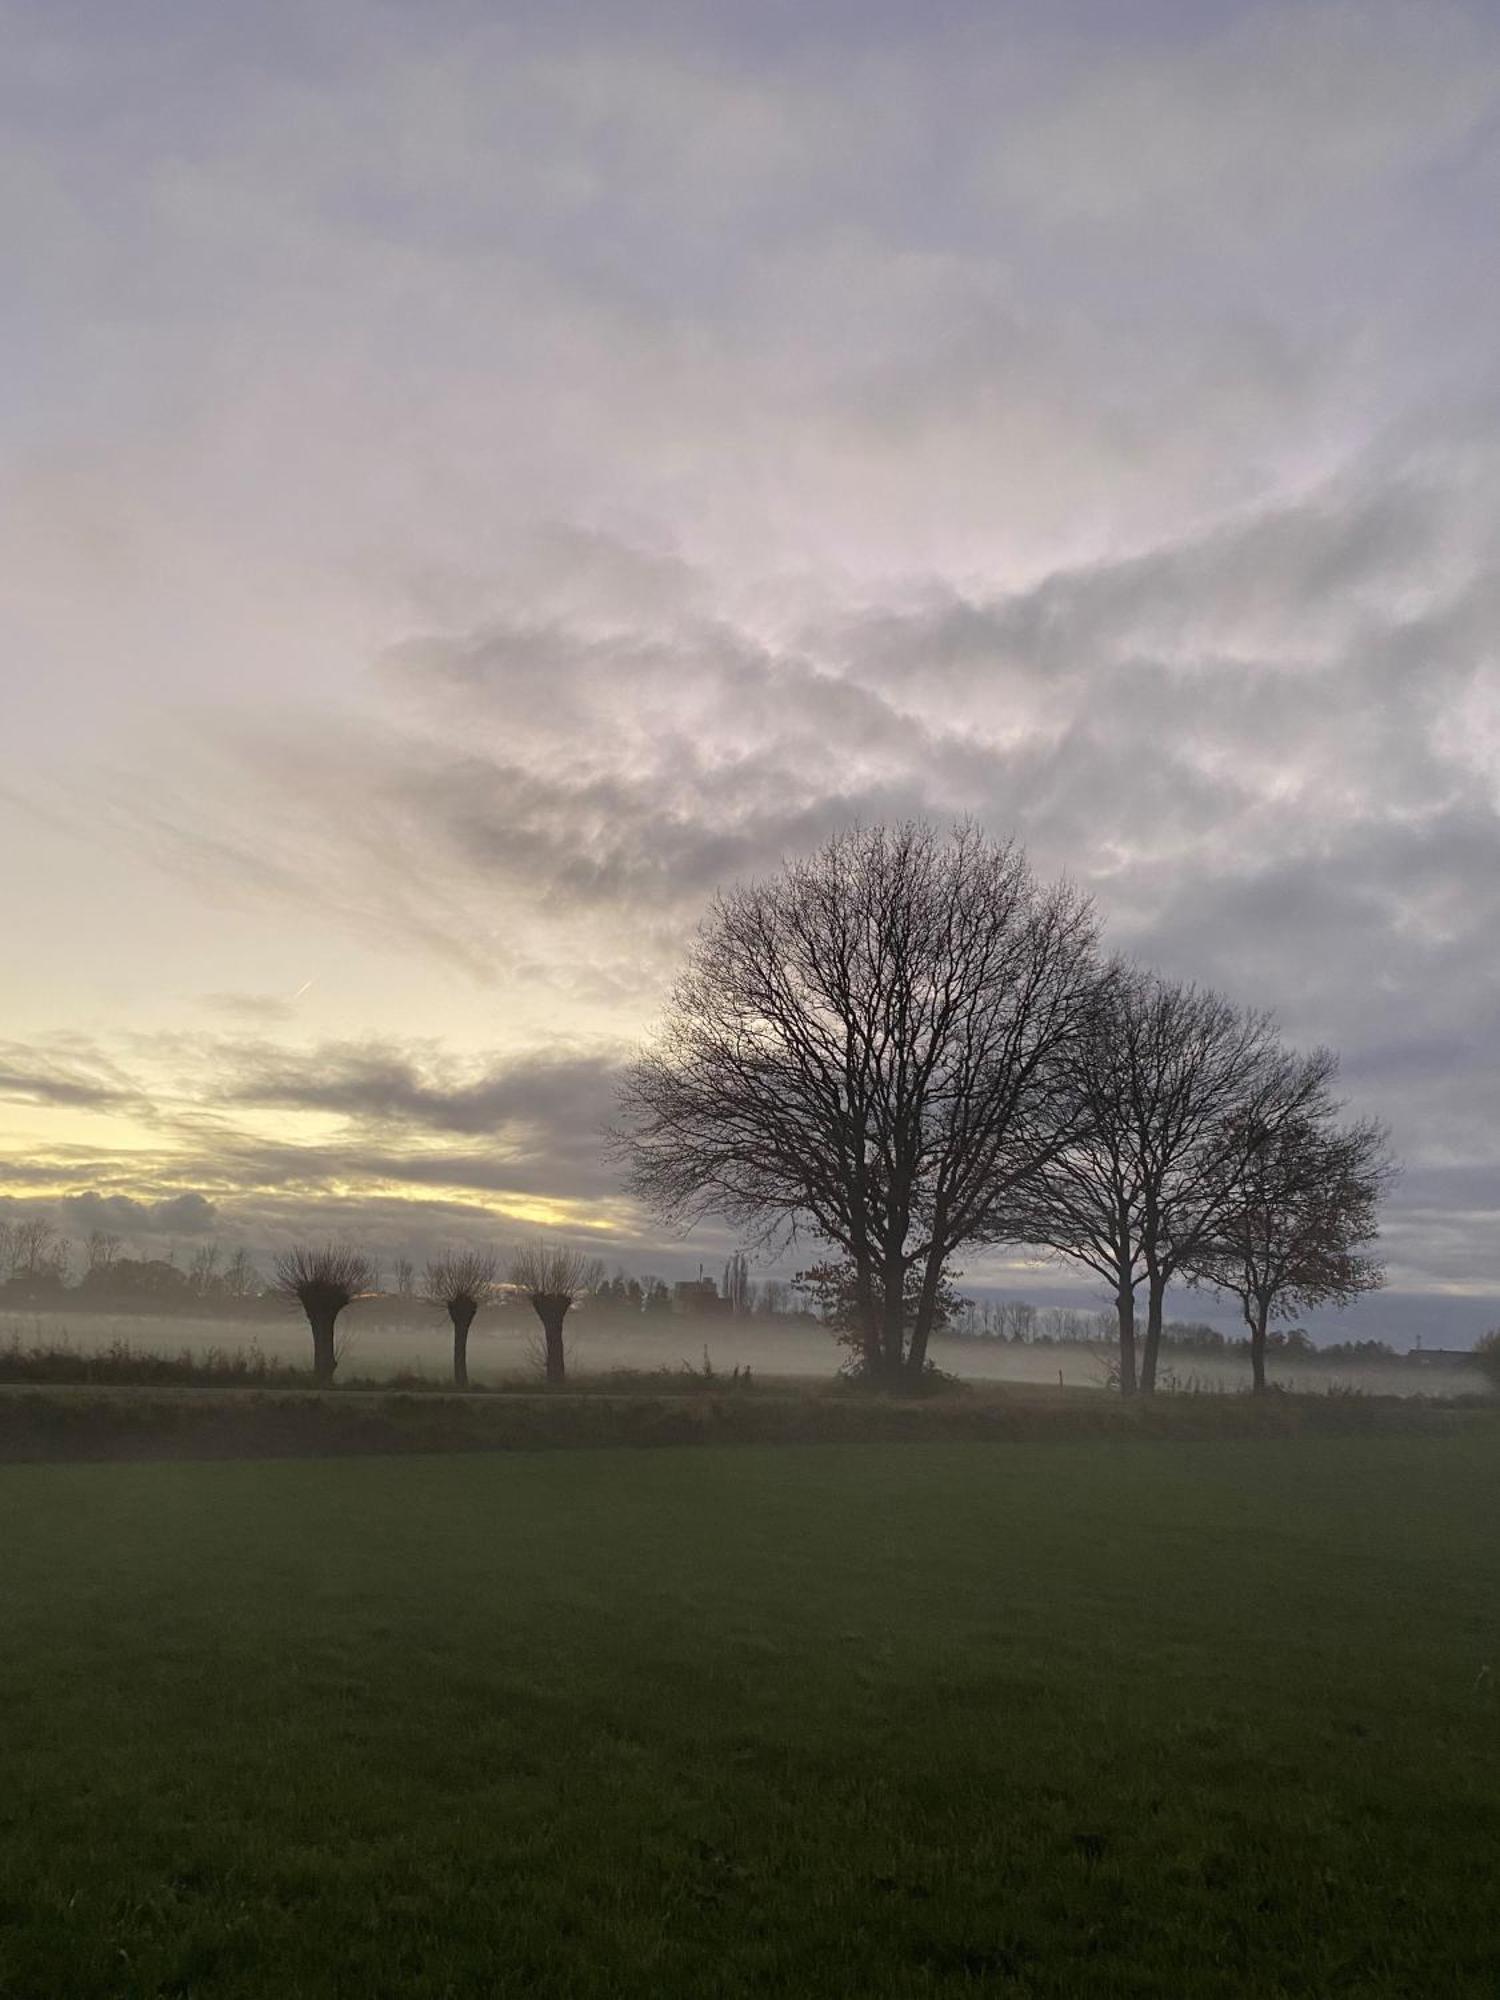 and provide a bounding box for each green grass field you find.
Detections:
[2,1435,1497,1997]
